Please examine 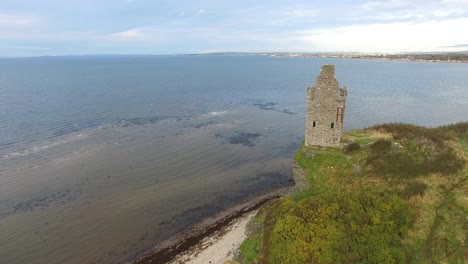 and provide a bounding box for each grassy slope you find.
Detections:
[237,122,467,264]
